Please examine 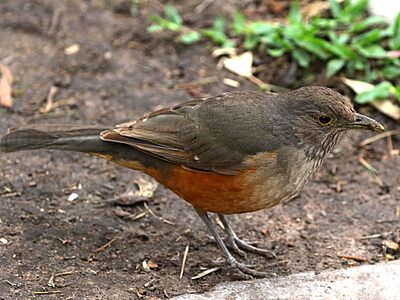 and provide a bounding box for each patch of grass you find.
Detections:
[147,4,201,44]
[148,0,400,103]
